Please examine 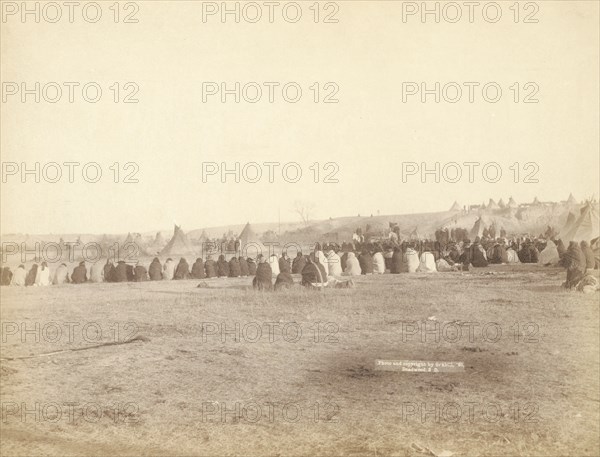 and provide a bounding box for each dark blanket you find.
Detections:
[239,257,249,276]
[174,259,191,280]
[470,245,488,268]
[148,259,162,280]
[71,264,88,284]
[229,257,241,277]
[134,265,148,281]
[561,242,585,272]
[126,264,135,281]
[274,272,294,291]
[279,257,291,274]
[253,262,273,291]
[292,255,307,274]
[301,261,327,285]
[104,262,116,282]
[391,249,403,274]
[115,261,128,282]
[1,267,13,286]
[217,255,229,277]
[358,252,373,275]
[191,259,205,279]
[518,246,531,263]
[25,265,38,286]
[247,259,257,276]
[204,259,217,278]
[528,246,539,263]
[489,245,508,264]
